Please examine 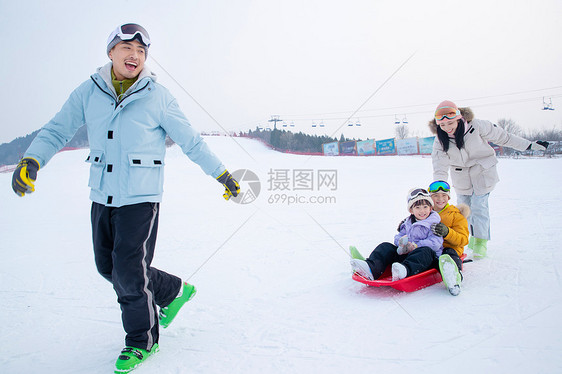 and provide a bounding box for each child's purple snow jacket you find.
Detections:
[394,211,444,256]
